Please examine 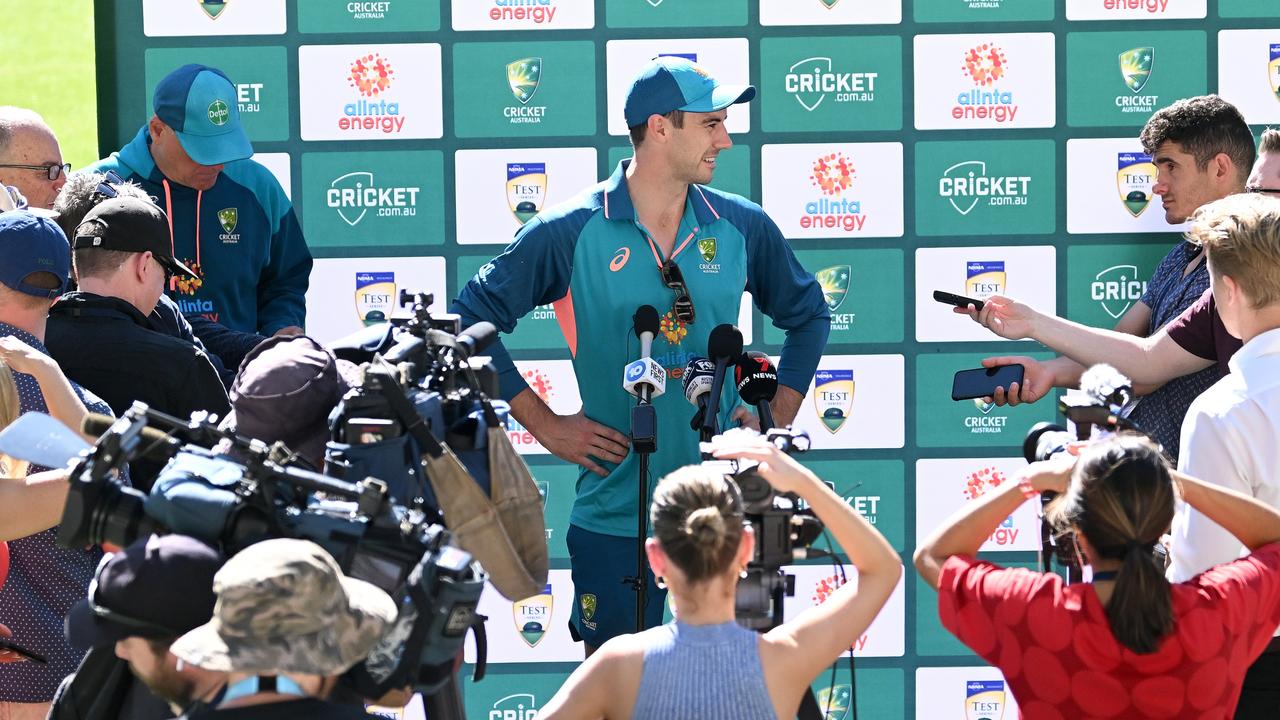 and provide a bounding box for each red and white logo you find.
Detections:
[348,53,395,97]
